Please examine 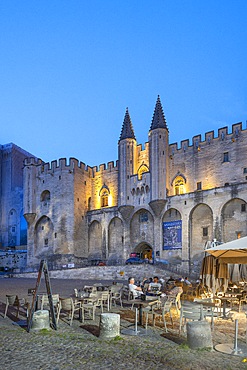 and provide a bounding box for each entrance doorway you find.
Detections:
[134,243,153,261]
